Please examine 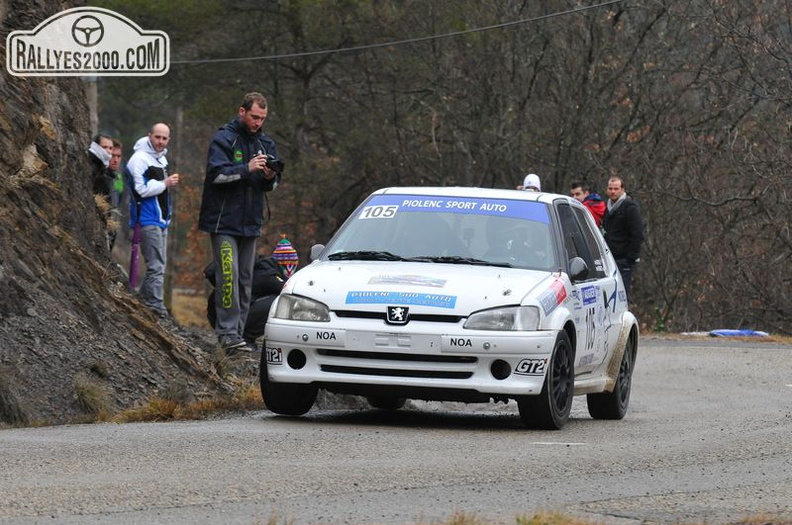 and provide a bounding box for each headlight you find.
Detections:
[463,306,540,331]
[273,294,330,322]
